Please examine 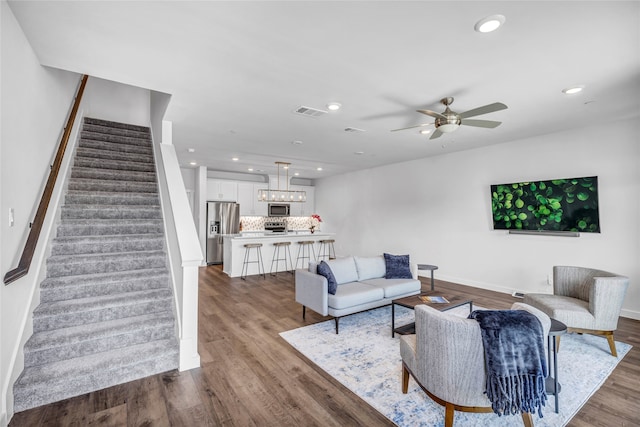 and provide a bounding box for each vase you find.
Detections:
[310,228,315,234]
